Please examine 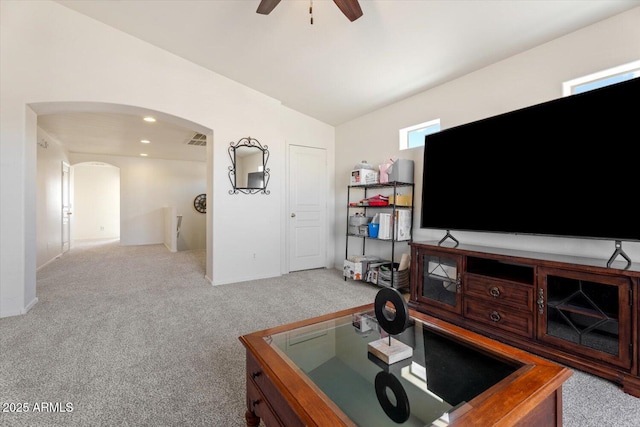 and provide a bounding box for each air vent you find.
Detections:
[185,133,207,147]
